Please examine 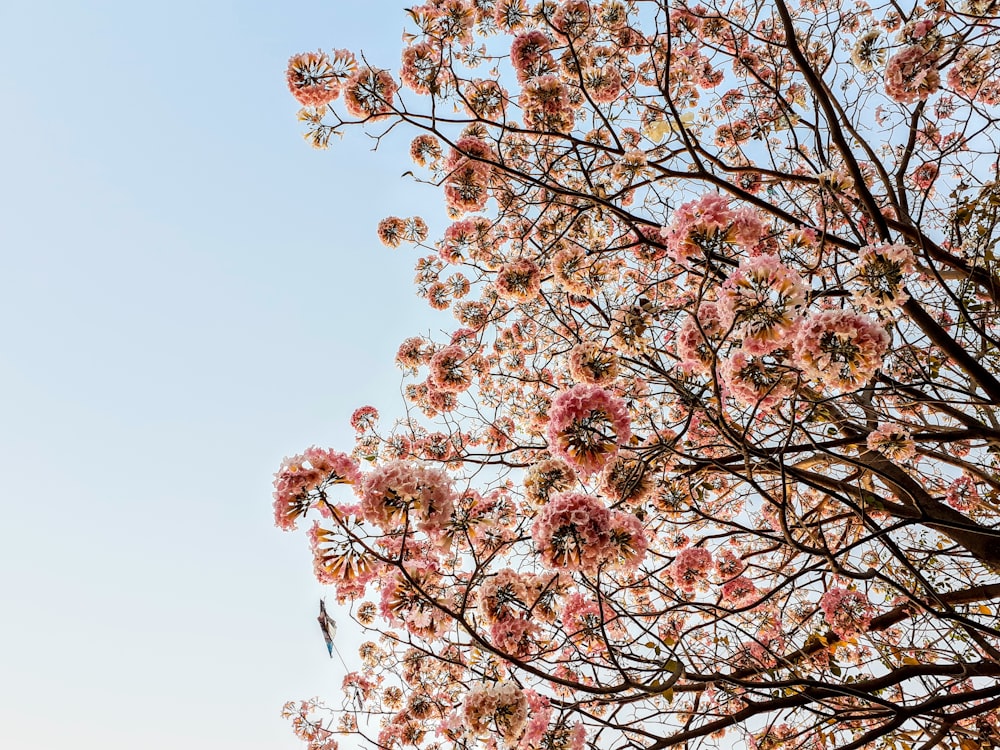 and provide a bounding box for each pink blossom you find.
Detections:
[721,576,757,606]
[546,384,632,475]
[510,30,555,83]
[866,423,916,461]
[567,341,619,385]
[606,510,649,570]
[792,310,889,391]
[463,682,529,746]
[519,74,576,133]
[719,348,797,410]
[357,460,456,539]
[286,50,350,108]
[273,448,361,530]
[884,46,939,103]
[820,587,874,639]
[343,67,398,120]
[429,344,474,393]
[670,546,714,594]
[676,302,724,374]
[350,406,379,433]
[719,255,807,354]
[531,492,613,572]
[495,258,542,301]
[854,243,914,310]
